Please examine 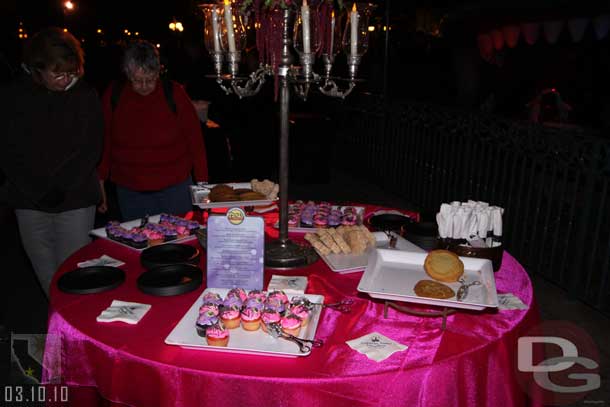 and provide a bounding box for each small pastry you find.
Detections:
[240,308,262,331]
[206,323,230,347]
[247,290,267,302]
[264,297,286,314]
[199,303,219,316]
[290,304,311,327]
[267,290,289,305]
[196,313,219,337]
[220,306,241,329]
[261,309,281,333]
[227,288,248,302]
[280,314,302,336]
[202,292,223,306]
[244,297,265,311]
